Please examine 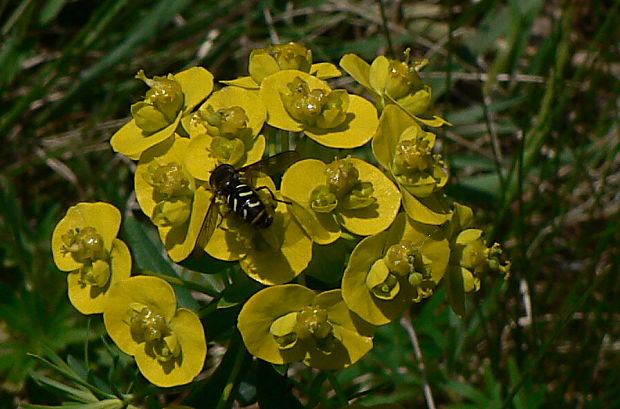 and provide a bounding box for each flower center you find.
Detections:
[319,158,376,211]
[199,105,252,140]
[269,42,312,71]
[126,303,181,362]
[282,77,348,129]
[61,226,107,263]
[130,70,184,133]
[384,241,435,302]
[147,162,191,198]
[296,305,339,354]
